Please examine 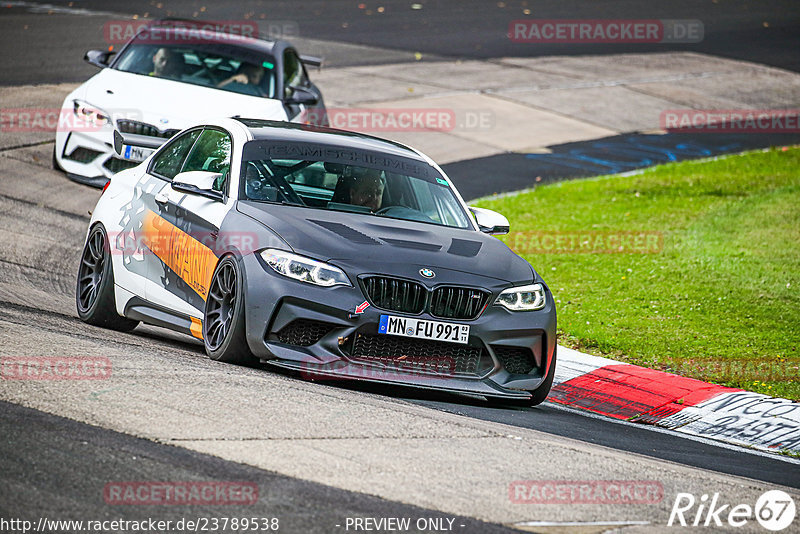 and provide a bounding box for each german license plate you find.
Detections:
[378,314,469,344]
[122,144,154,162]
